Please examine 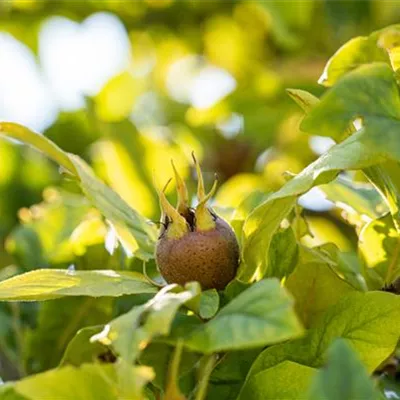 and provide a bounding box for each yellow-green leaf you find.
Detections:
[0,269,156,301]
